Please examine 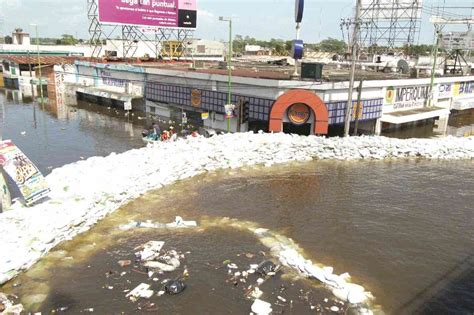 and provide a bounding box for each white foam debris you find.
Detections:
[126,283,154,301]
[251,299,272,315]
[0,133,473,285]
[135,241,165,261]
